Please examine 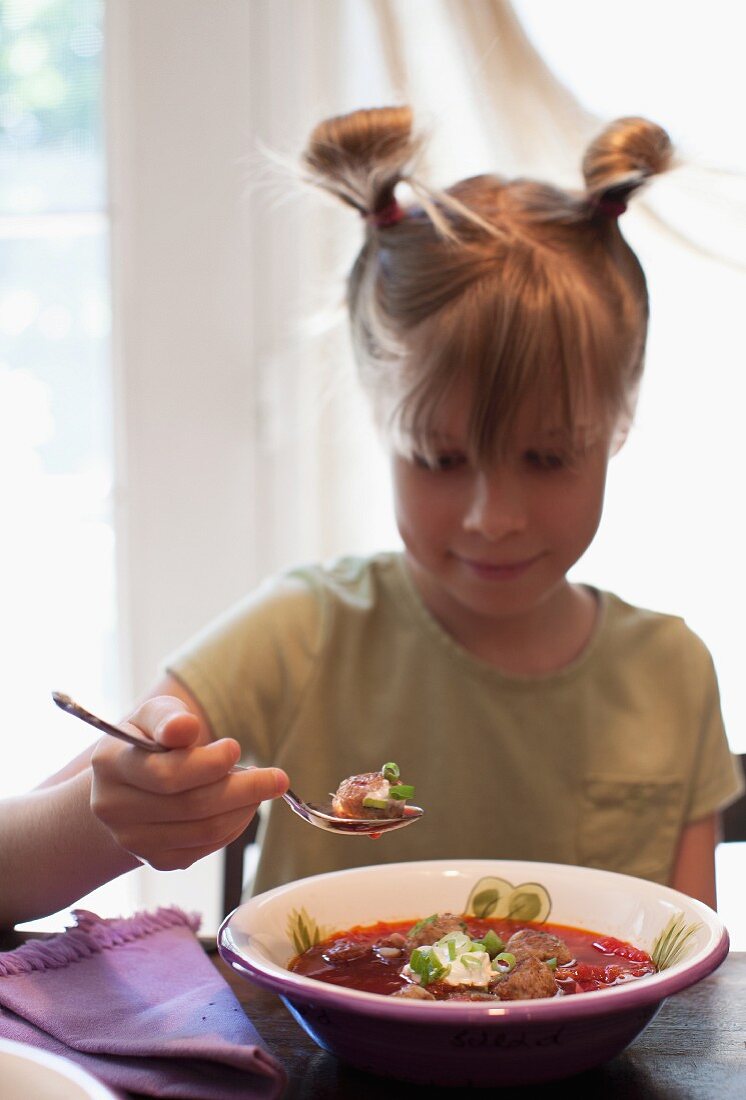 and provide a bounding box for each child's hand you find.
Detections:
[89,693,289,870]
